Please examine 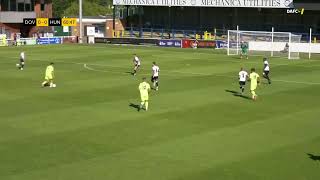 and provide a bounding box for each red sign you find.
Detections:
[182,39,216,48]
